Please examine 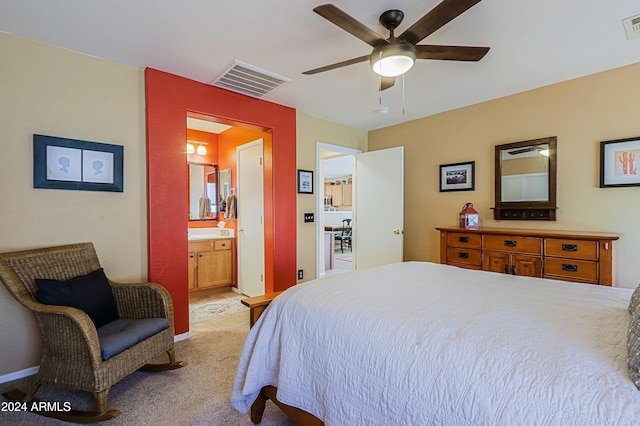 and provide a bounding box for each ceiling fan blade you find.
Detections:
[398,0,482,45]
[380,77,396,91]
[415,45,490,61]
[508,147,535,155]
[313,4,388,48]
[302,55,370,75]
